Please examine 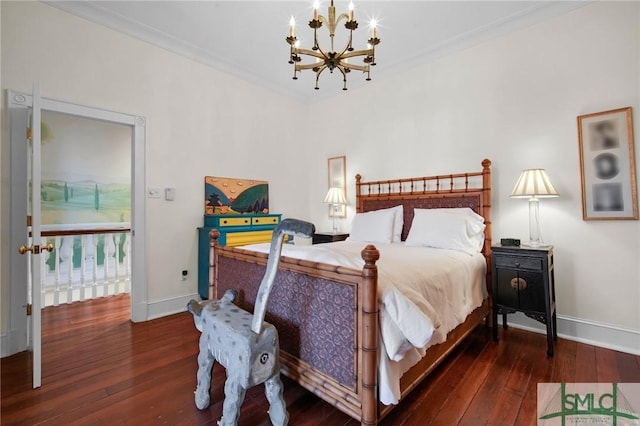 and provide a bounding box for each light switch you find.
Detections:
[148,187,161,198]
[165,187,176,201]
